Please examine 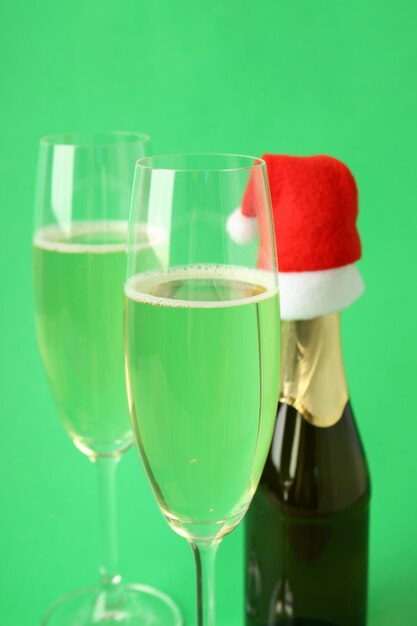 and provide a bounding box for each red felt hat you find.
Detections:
[227,154,364,320]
